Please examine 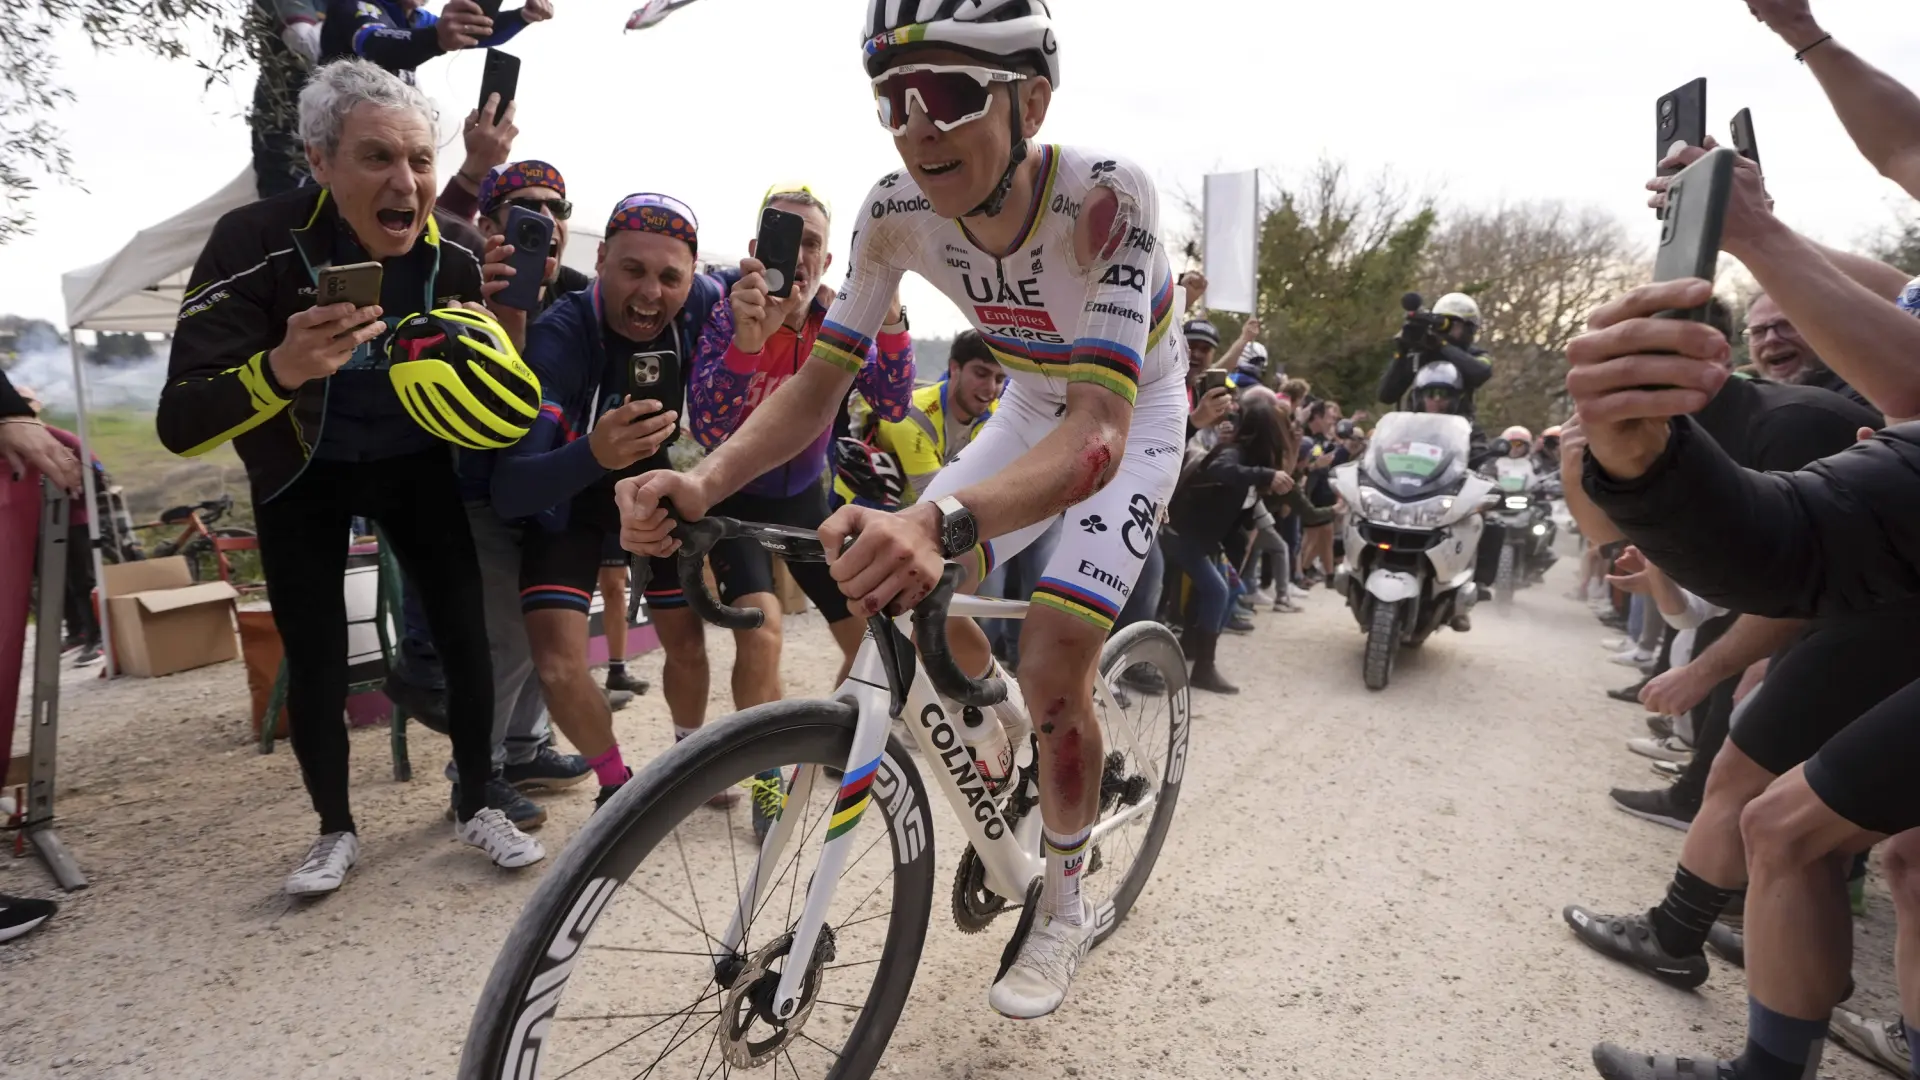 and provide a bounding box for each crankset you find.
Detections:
[951,844,1007,933]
